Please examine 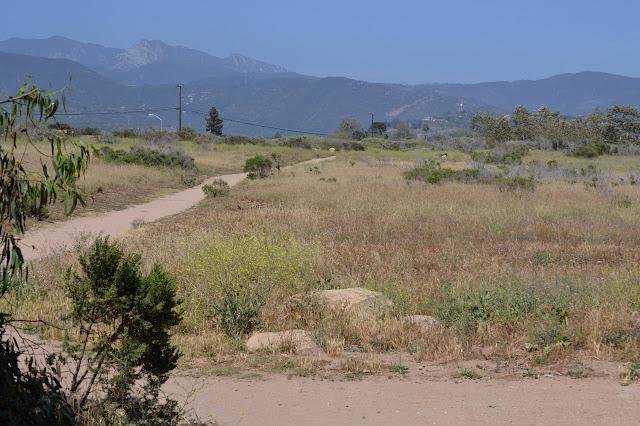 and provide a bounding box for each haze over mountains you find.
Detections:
[1,36,639,136]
